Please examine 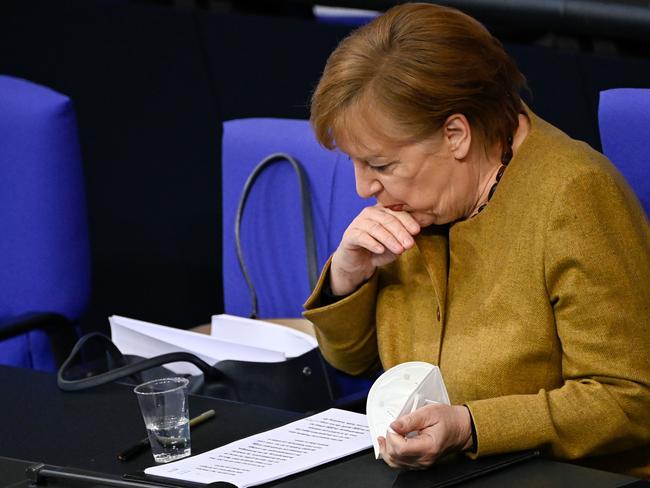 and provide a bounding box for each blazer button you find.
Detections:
[436,306,441,322]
